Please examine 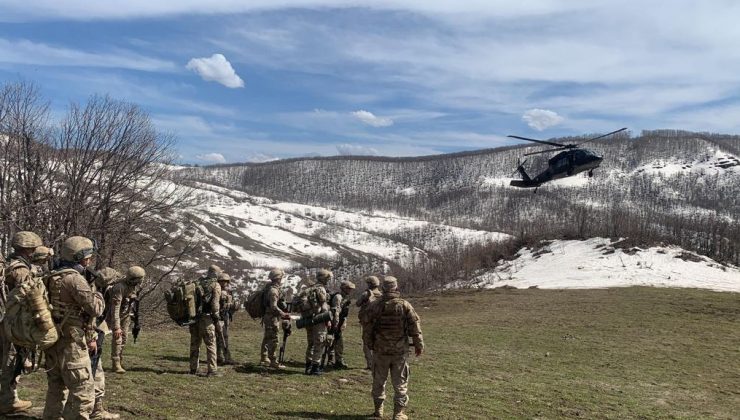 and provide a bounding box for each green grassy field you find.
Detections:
[15,287,740,419]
